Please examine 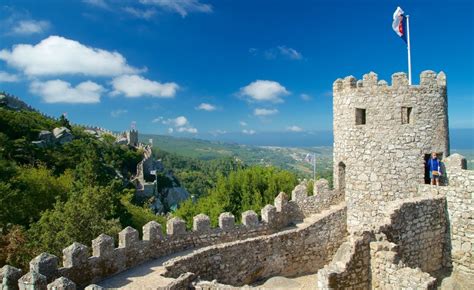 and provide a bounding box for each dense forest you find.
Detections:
[153,148,245,198]
[0,106,163,269]
[174,166,299,228]
[0,101,308,272]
